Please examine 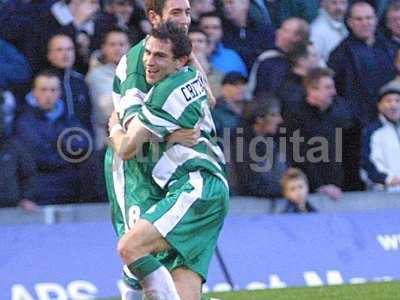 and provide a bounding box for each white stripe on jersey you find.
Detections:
[161,71,206,119]
[197,137,226,164]
[115,55,128,82]
[154,171,203,237]
[198,102,215,134]
[141,105,180,137]
[118,88,146,115]
[112,155,128,232]
[152,144,223,189]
